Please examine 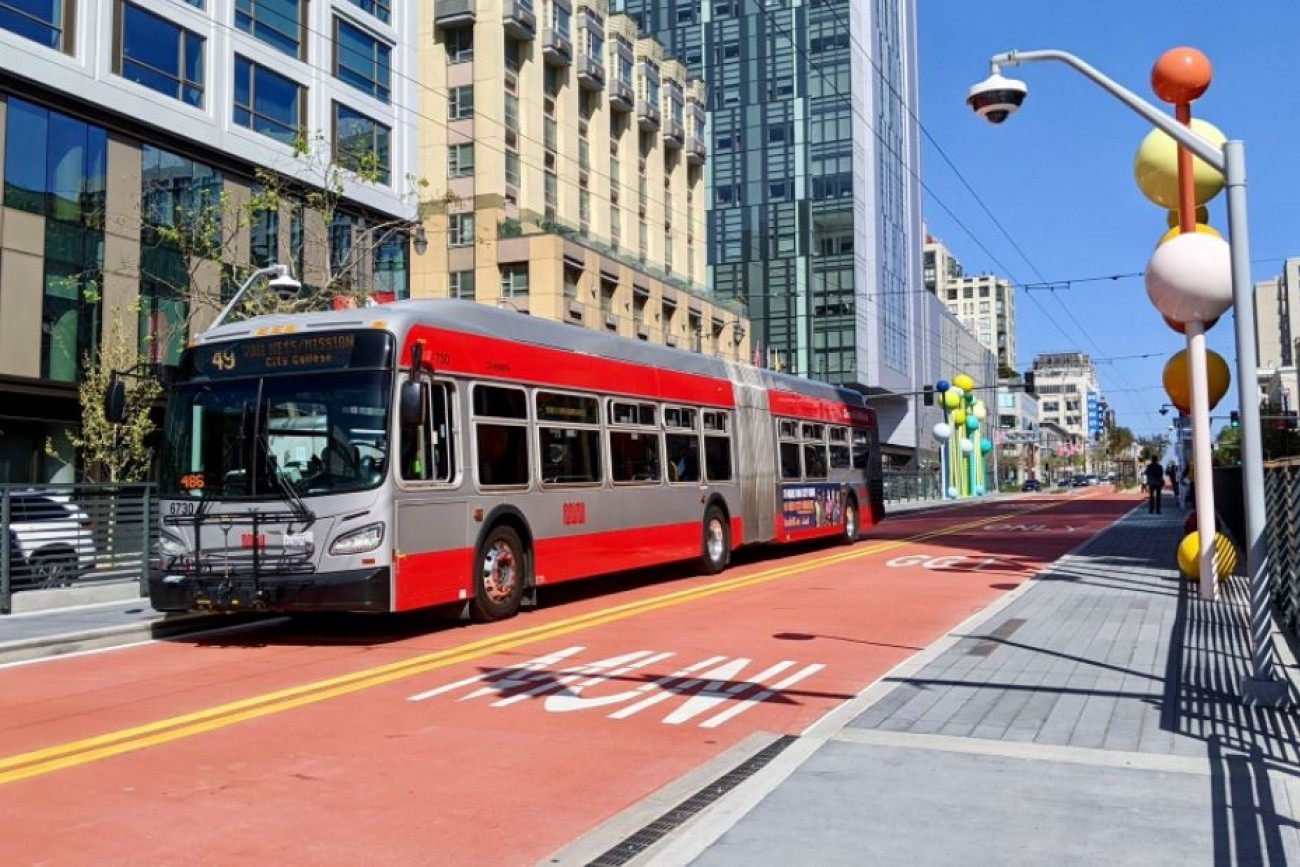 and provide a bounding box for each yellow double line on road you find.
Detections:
[0,498,1080,786]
